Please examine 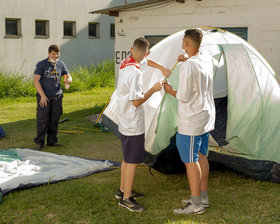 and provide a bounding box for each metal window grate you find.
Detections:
[220,27,248,40]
